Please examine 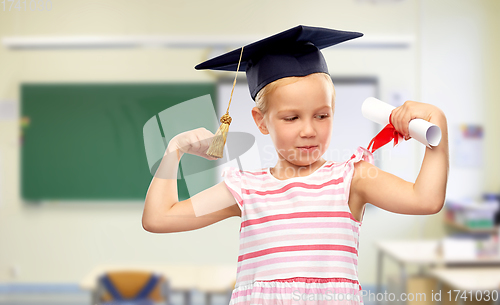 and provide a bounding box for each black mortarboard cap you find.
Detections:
[195,25,363,101]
